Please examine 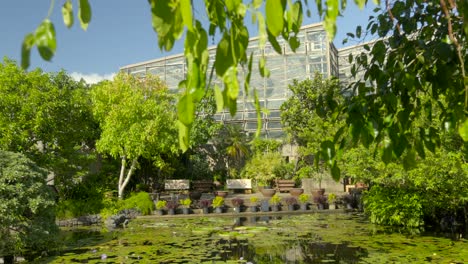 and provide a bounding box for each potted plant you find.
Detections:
[179,198,192,214]
[212,196,225,213]
[249,196,259,212]
[231,197,244,213]
[298,194,309,211]
[284,197,298,211]
[166,201,178,215]
[313,195,327,210]
[328,193,337,210]
[289,187,304,197]
[155,200,167,215]
[269,194,282,212]
[199,199,211,214]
